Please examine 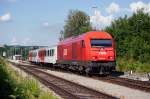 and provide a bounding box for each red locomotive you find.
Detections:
[29,31,116,75]
[57,31,116,75]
